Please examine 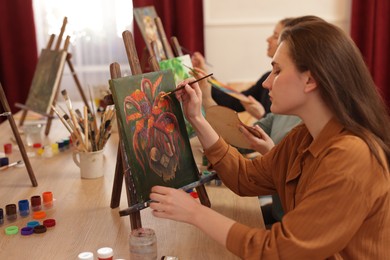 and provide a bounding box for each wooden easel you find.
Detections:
[18,17,91,135]
[0,83,38,187]
[109,31,214,230]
